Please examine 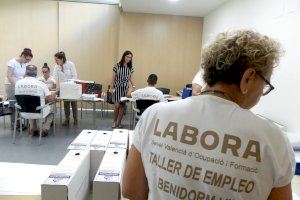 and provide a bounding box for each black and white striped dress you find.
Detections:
[112,63,134,103]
